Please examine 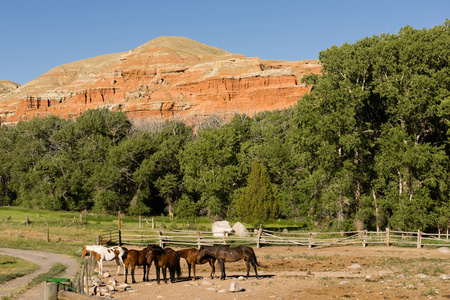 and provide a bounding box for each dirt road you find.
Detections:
[0,248,79,300]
